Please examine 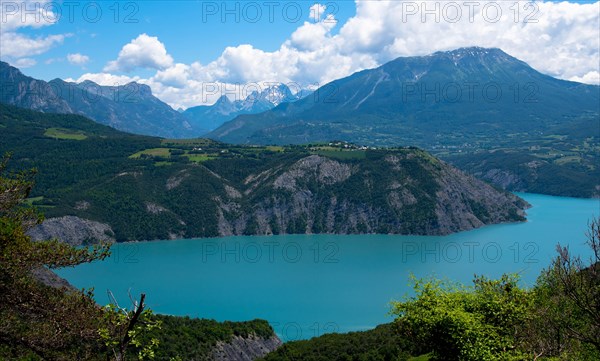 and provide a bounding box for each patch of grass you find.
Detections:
[129,148,172,159]
[22,196,44,206]
[266,146,284,152]
[44,128,87,140]
[554,156,582,165]
[154,161,174,166]
[185,154,216,163]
